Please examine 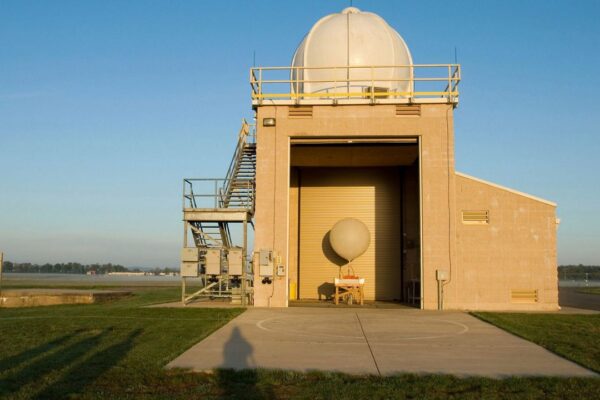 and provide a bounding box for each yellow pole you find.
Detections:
[0,252,3,298]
